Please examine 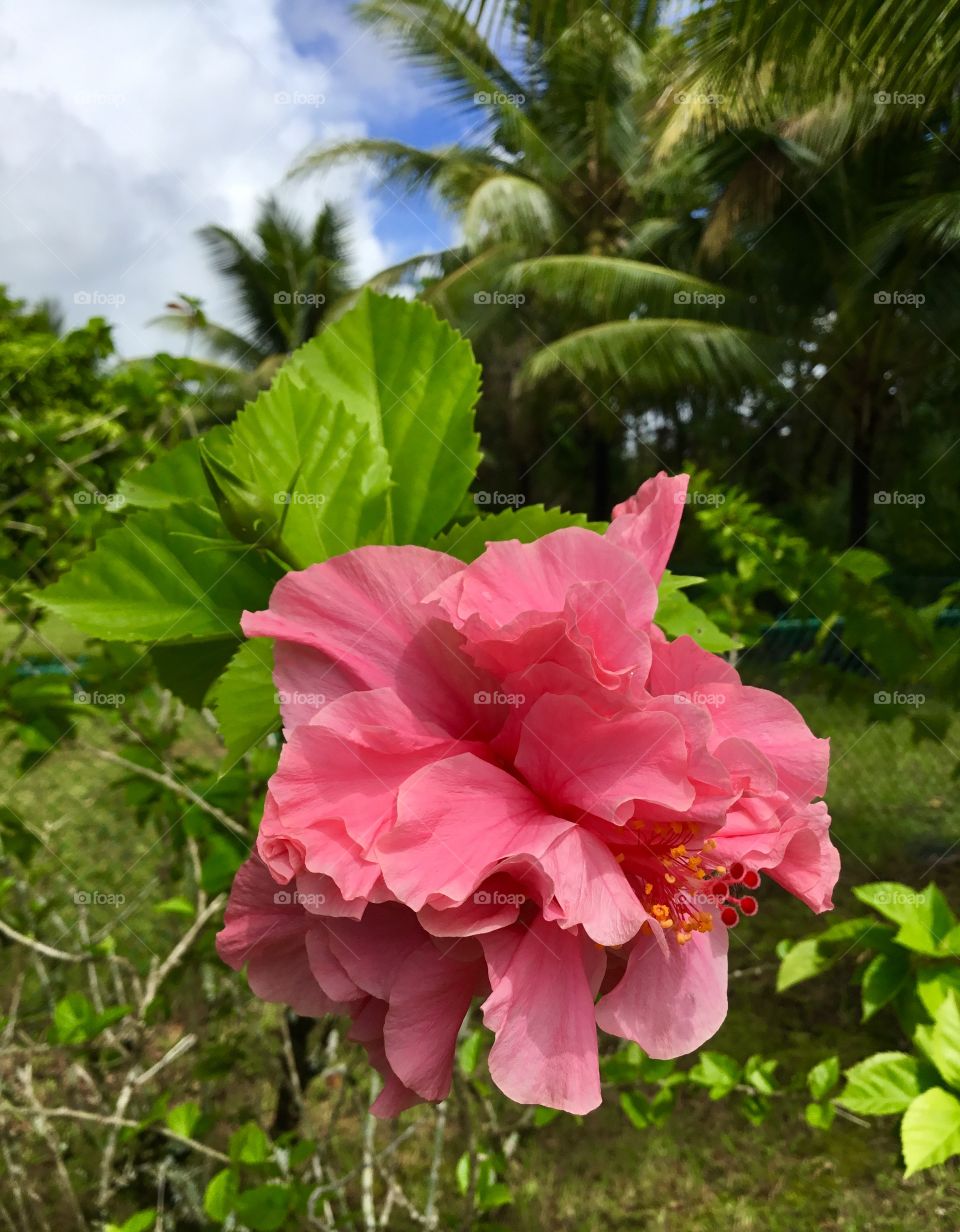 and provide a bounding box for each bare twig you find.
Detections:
[82,745,247,839]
